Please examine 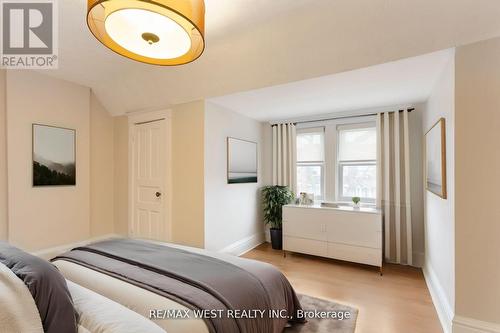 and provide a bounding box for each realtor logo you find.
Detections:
[1,0,58,69]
